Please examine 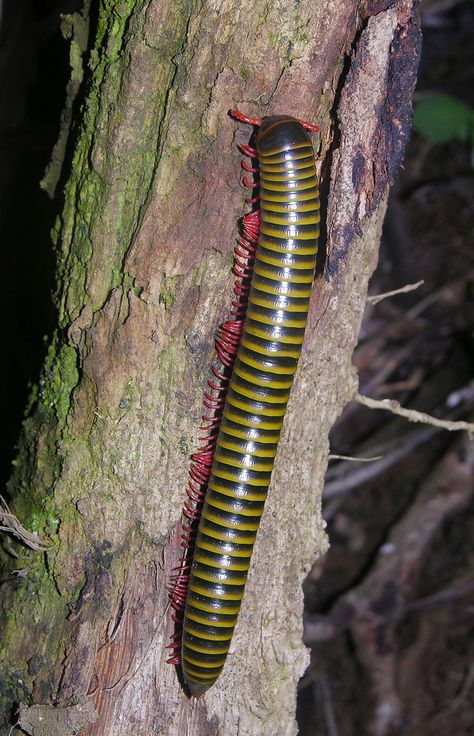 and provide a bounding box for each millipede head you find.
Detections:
[231,108,319,134]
